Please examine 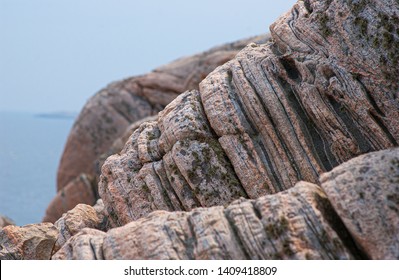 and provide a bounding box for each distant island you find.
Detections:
[35,112,77,120]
